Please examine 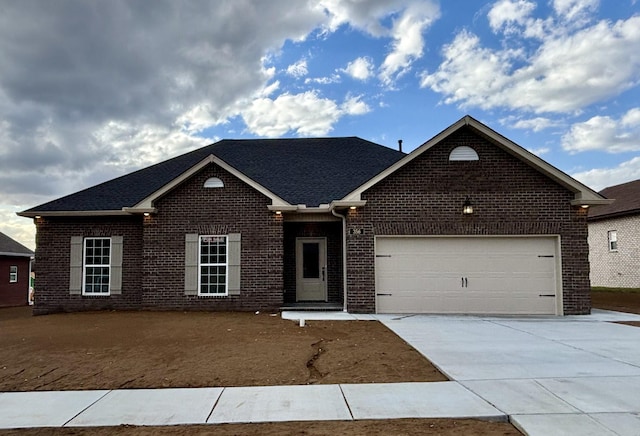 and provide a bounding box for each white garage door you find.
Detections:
[375,237,560,315]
